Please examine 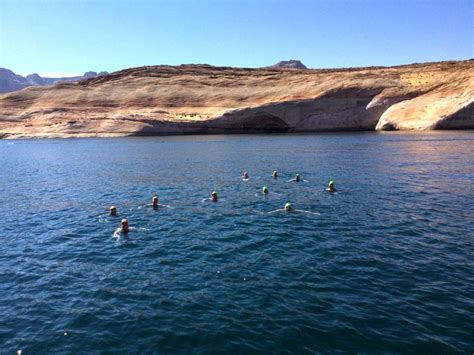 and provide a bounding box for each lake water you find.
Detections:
[0,132,473,353]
